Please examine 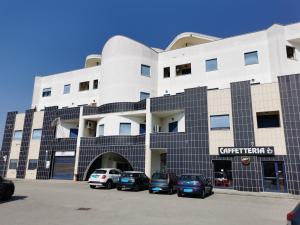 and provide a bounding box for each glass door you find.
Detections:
[262,161,286,193]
